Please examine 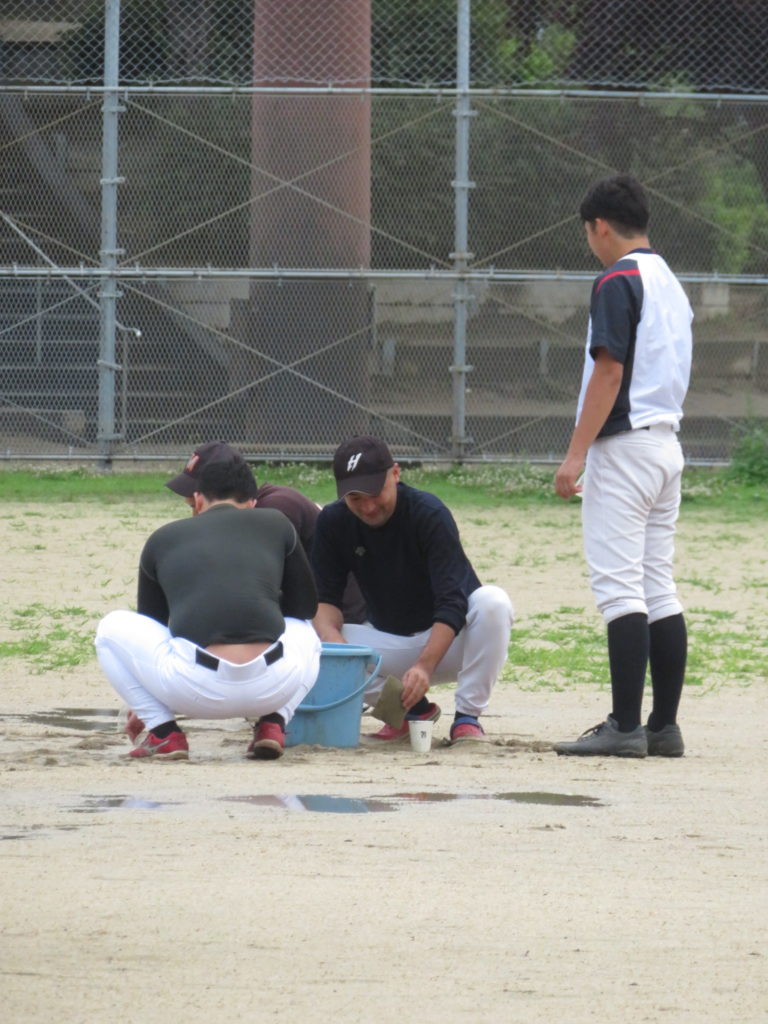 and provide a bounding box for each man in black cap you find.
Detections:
[164,440,366,624]
[96,459,321,761]
[166,441,323,558]
[312,435,514,743]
